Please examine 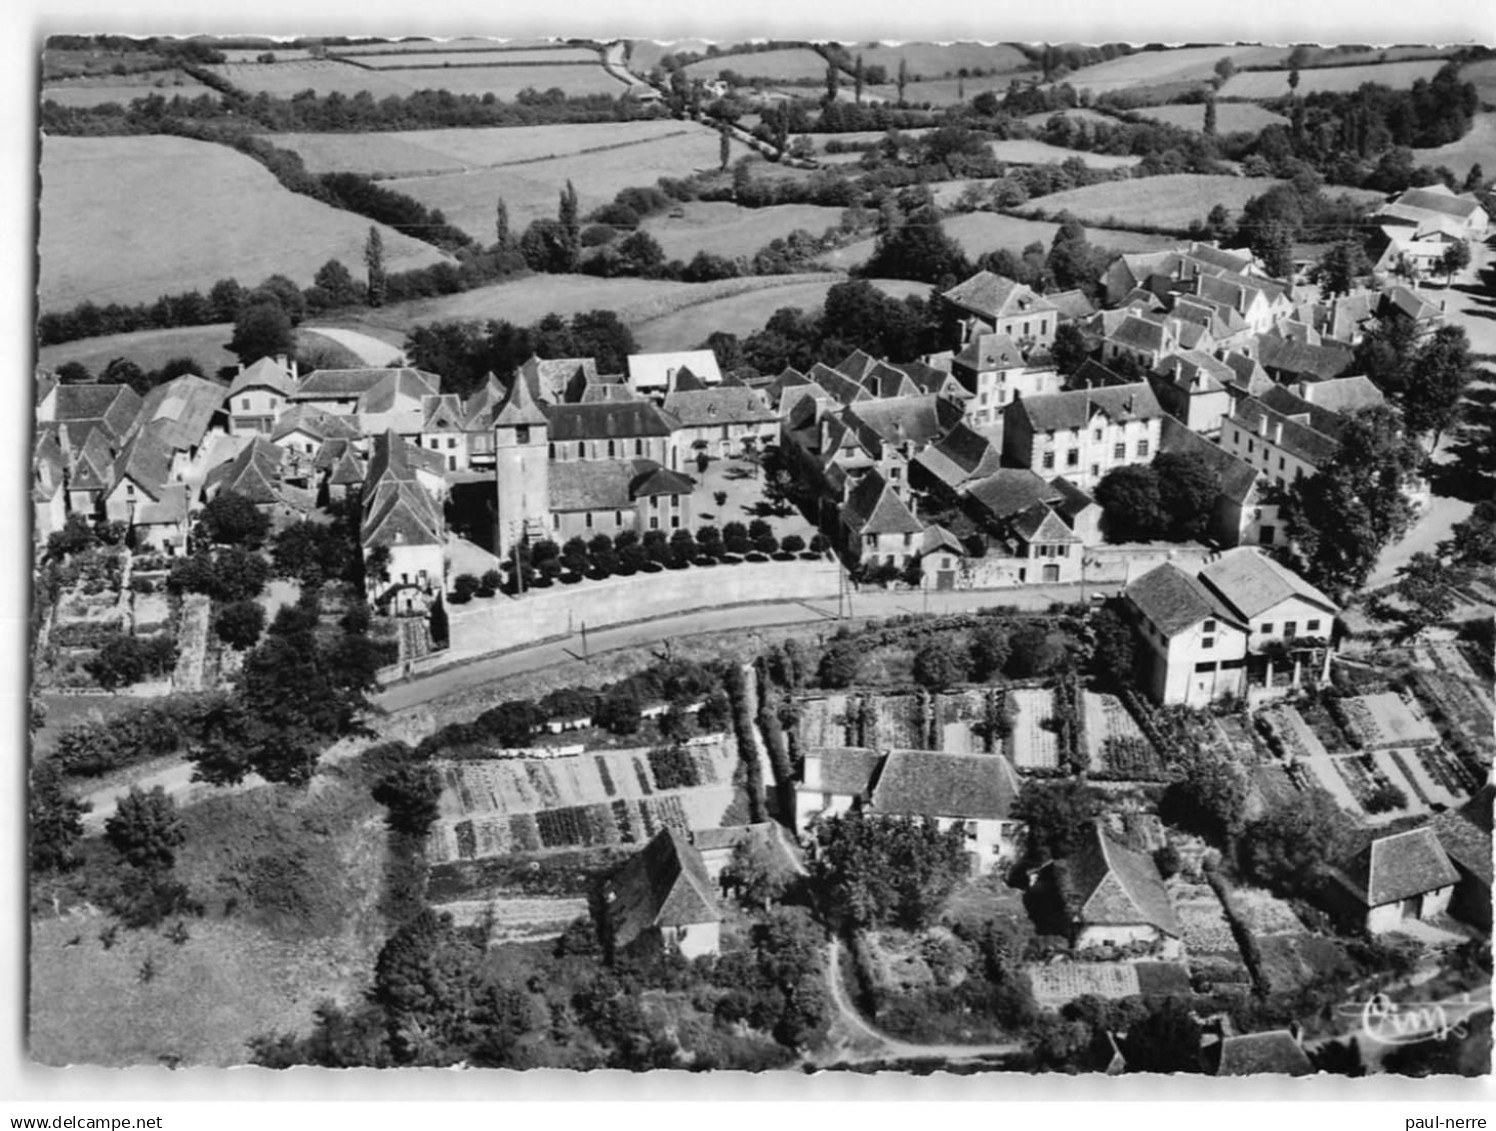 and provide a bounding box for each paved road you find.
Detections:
[374,584,1087,713]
